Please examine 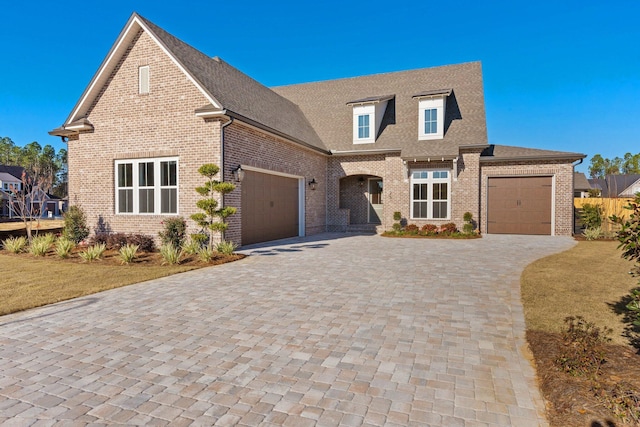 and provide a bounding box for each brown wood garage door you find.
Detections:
[241,170,299,245]
[487,176,552,235]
